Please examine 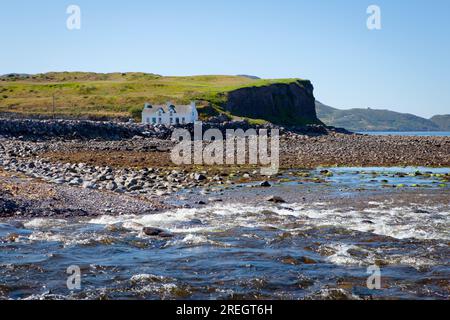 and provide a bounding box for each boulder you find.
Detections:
[194,174,207,181]
[260,181,271,187]
[142,227,173,238]
[266,195,286,203]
